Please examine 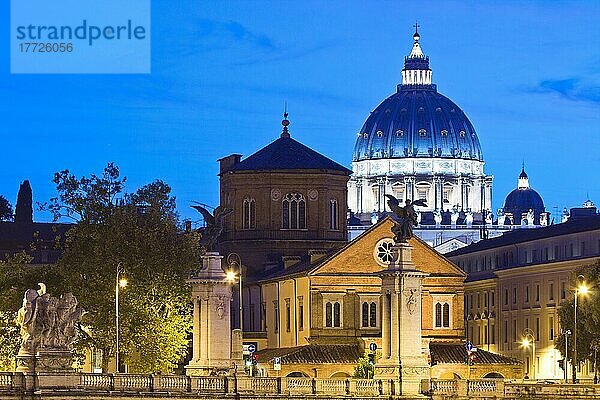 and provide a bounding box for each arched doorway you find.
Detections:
[330,372,350,378]
[286,371,308,377]
[483,372,504,379]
